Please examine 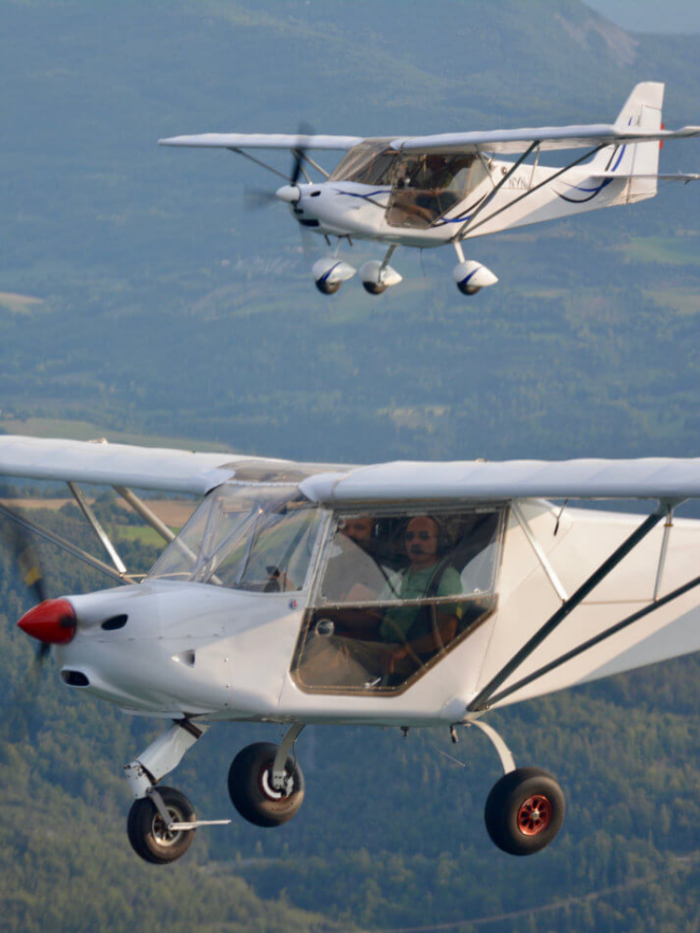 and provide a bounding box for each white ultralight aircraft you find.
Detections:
[160,82,699,296]
[3,435,700,861]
